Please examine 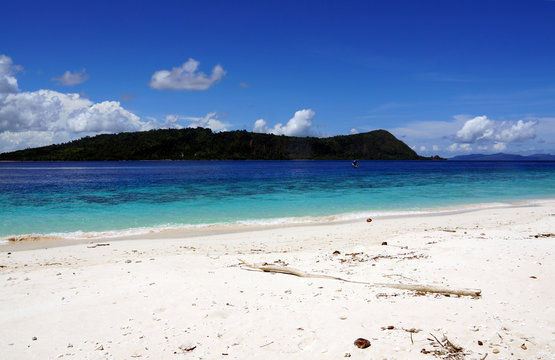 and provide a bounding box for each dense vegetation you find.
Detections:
[0,128,434,161]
